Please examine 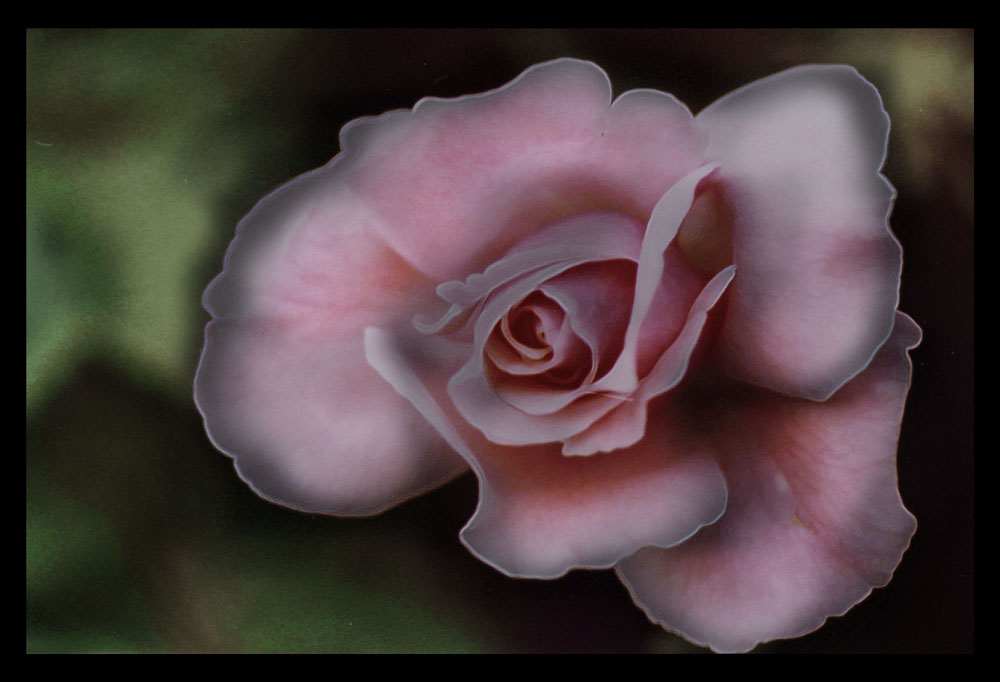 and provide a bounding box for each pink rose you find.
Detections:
[195,59,919,652]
